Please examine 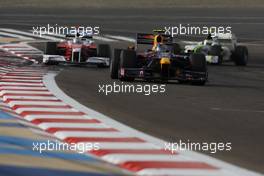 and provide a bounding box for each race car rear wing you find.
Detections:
[82,35,93,39]
[65,34,76,38]
[136,33,173,45]
[65,34,93,39]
